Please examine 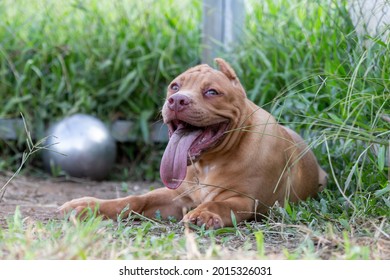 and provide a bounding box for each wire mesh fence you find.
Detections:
[348,0,390,44]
